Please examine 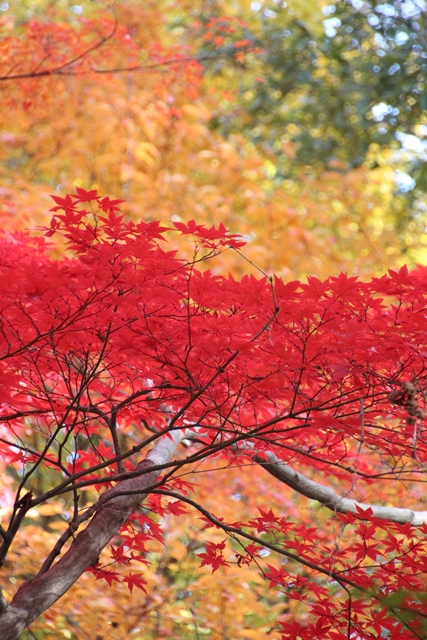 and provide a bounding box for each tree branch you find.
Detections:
[0,11,118,83]
[152,488,426,639]
[0,431,185,640]
[254,451,427,526]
